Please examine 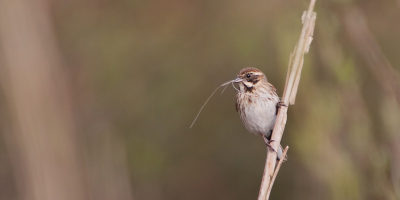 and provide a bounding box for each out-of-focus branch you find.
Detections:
[257,1,317,199]
[342,7,400,102]
[0,1,89,200]
[342,6,400,199]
